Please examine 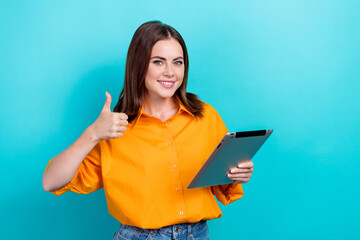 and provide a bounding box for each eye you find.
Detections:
[174,61,183,65]
[153,60,163,65]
